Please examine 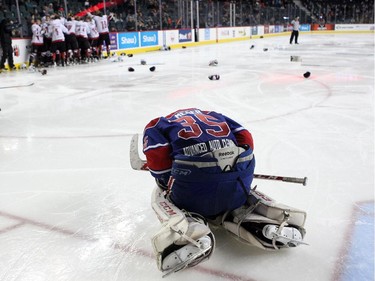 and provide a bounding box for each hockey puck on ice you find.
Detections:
[260,36,264,38]
[263,48,268,51]
[128,67,135,72]
[208,74,220,80]
[250,45,255,49]
[41,69,47,75]
[149,66,156,72]
[127,54,133,57]
[140,59,147,65]
[303,71,311,78]
[182,46,187,49]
